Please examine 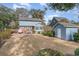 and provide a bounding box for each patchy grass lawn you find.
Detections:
[0,33,79,56]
